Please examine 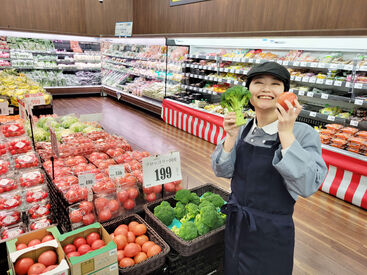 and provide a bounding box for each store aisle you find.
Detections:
[53,96,367,275]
